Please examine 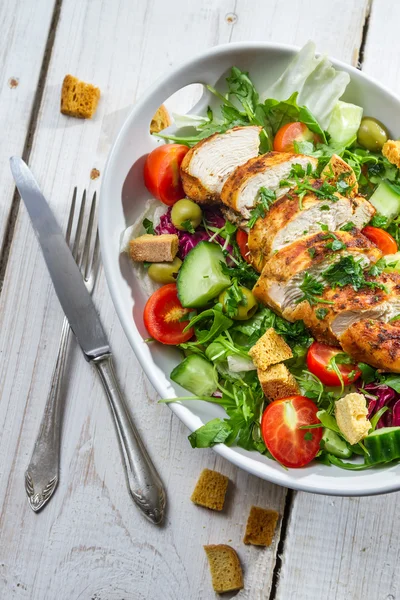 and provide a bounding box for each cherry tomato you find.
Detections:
[236,229,251,264]
[361,225,398,255]
[306,341,361,387]
[273,122,321,153]
[143,283,194,345]
[261,395,323,468]
[144,144,189,206]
